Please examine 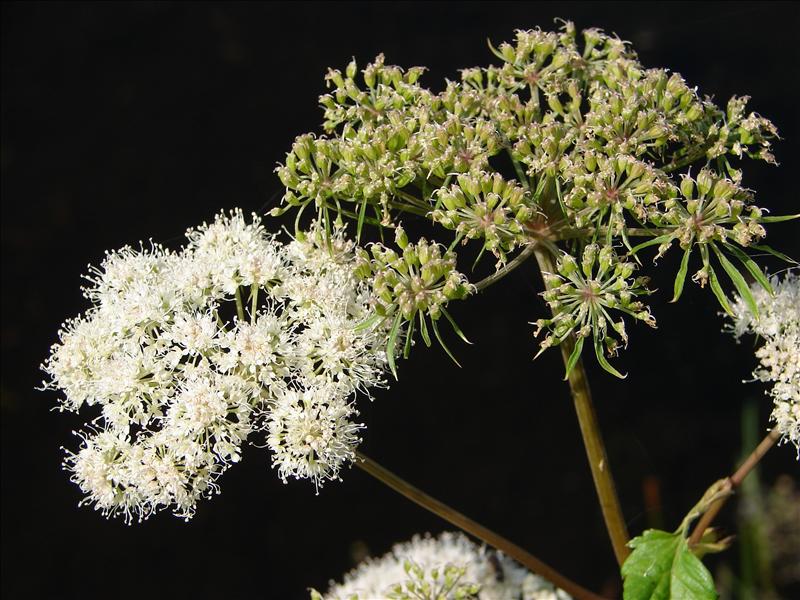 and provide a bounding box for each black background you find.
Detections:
[2,2,799,599]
